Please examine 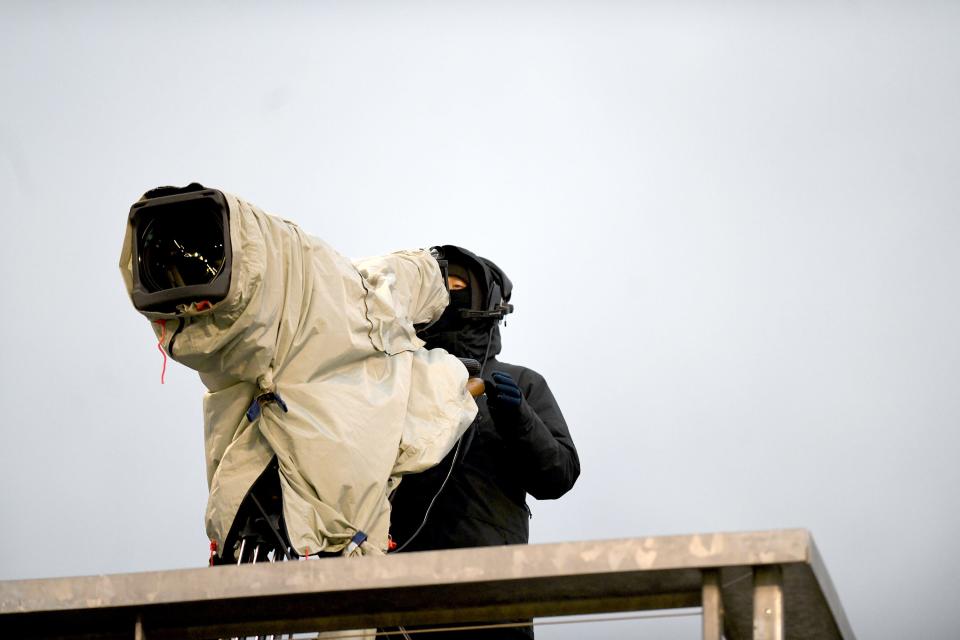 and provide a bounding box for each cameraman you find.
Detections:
[390,245,580,639]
